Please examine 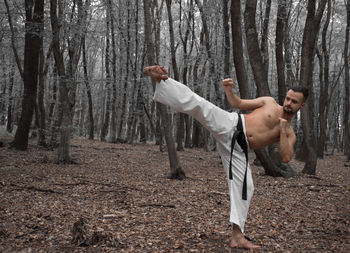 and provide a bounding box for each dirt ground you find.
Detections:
[0,137,349,252]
